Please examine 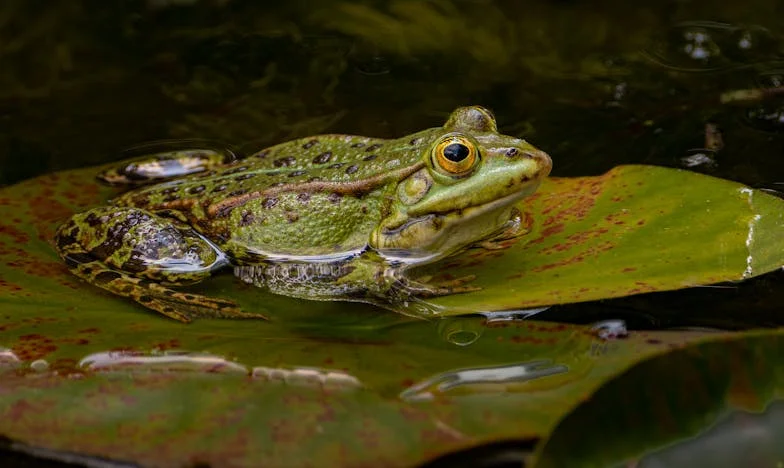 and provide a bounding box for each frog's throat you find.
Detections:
[383,178,541,233]
[372,183,539,259]
[203,162,426,217]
